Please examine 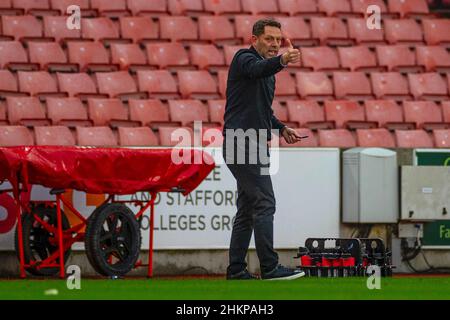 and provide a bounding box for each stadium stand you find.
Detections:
[0,0,448,149]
